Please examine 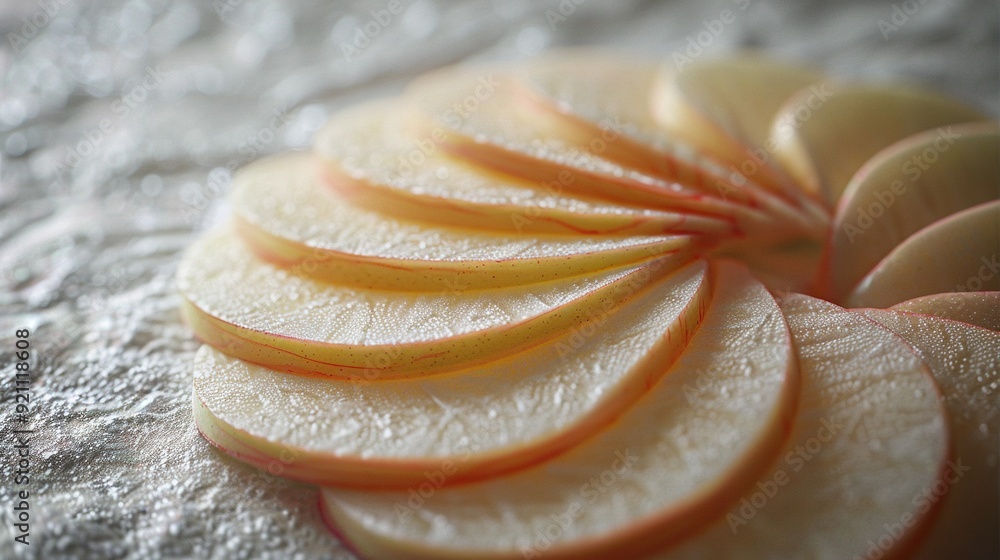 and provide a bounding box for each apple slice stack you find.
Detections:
[178,52,1000,559]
